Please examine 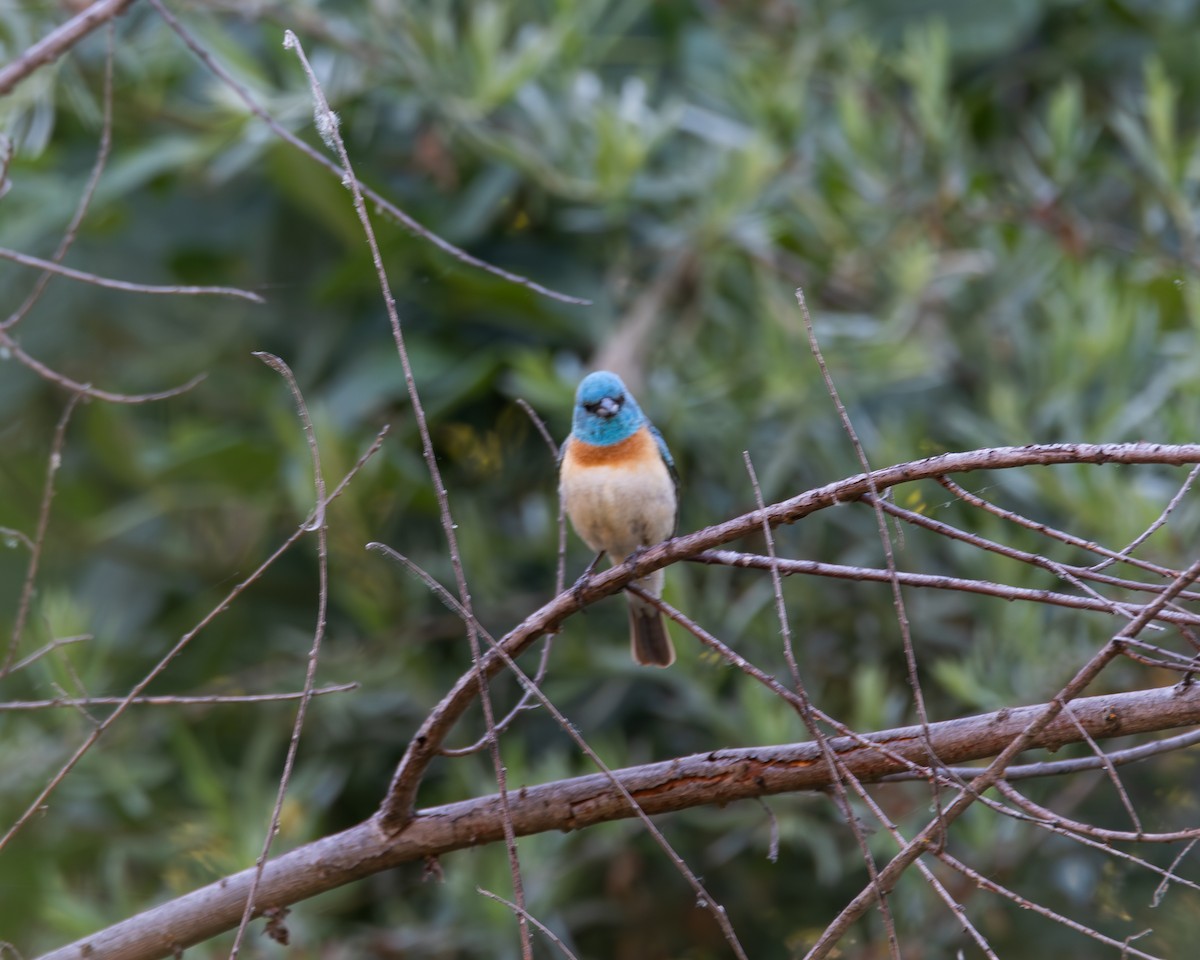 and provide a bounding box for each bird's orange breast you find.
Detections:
[563,427,659,468]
